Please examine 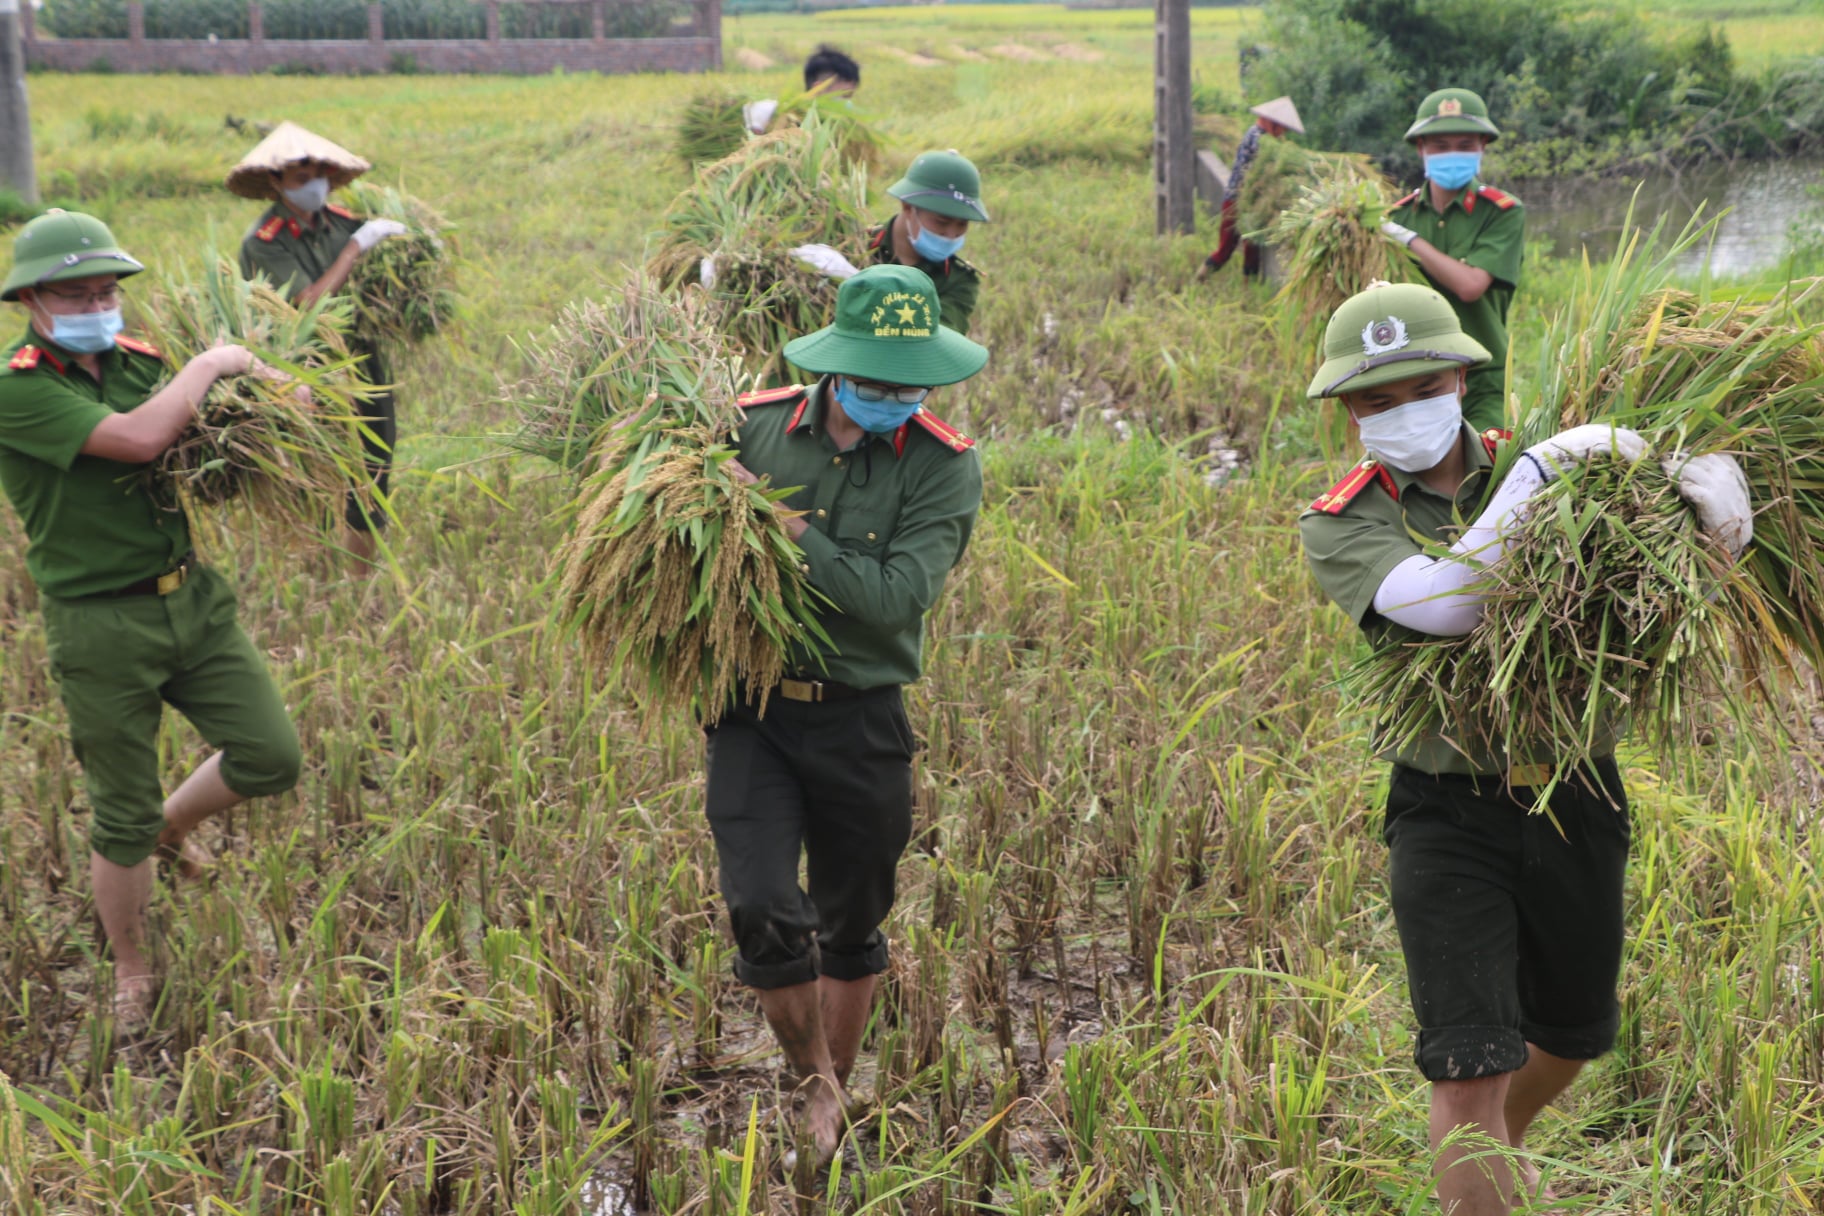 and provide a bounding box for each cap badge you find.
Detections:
[1438,98,1463,117]
[1361,316,1410,356]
